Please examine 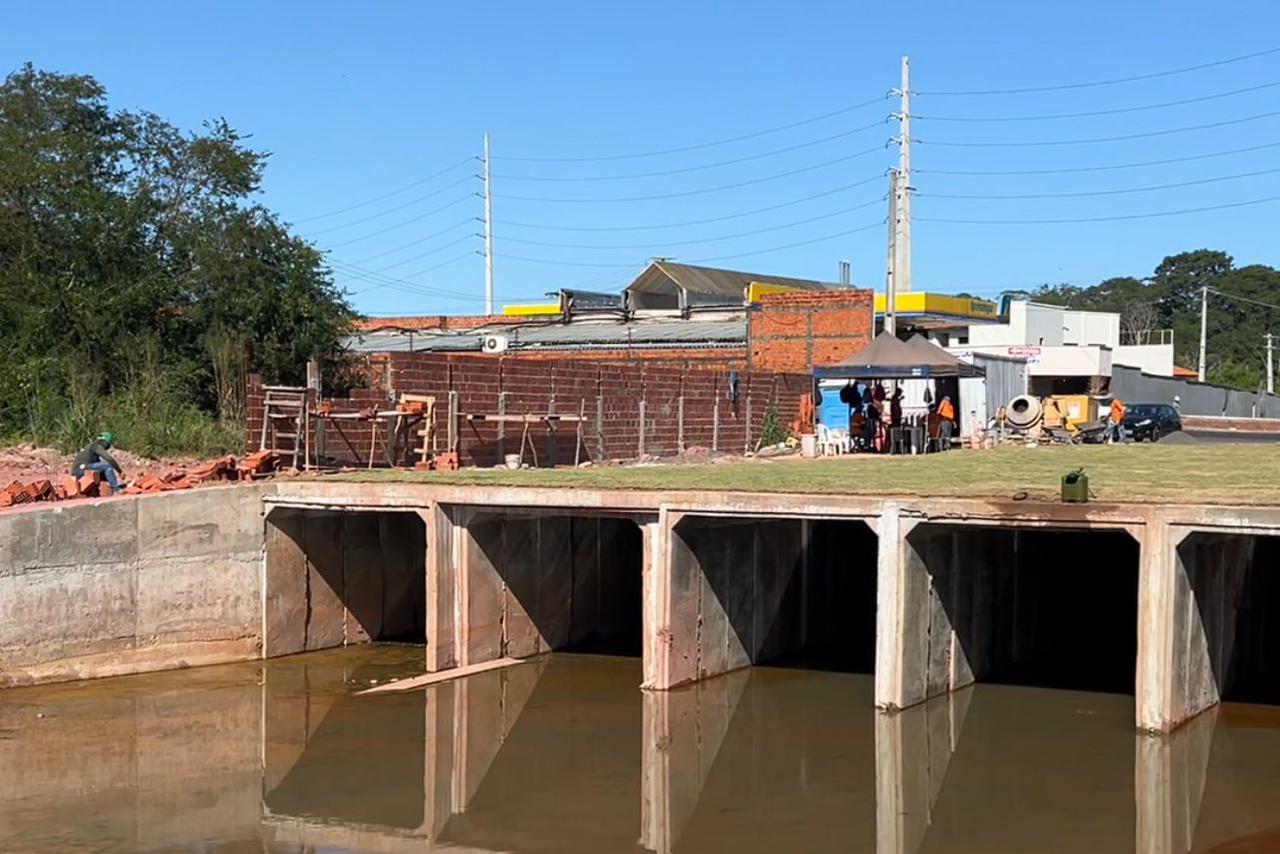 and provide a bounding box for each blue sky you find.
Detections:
[6,1,1280,315]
